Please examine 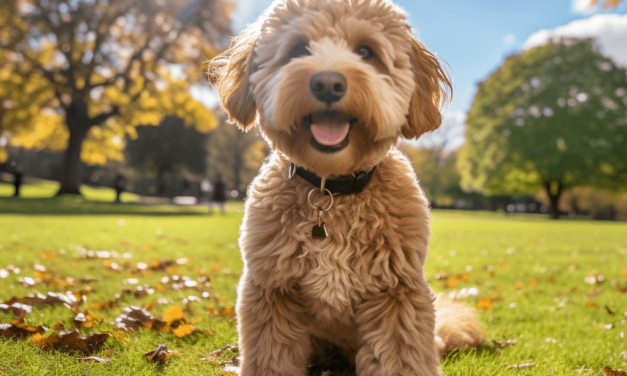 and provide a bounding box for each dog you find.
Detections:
[208,0,484,374]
